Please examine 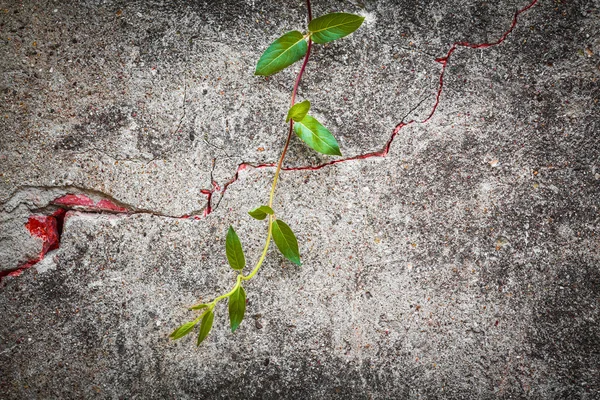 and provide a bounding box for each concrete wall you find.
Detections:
[1,0,598,398]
